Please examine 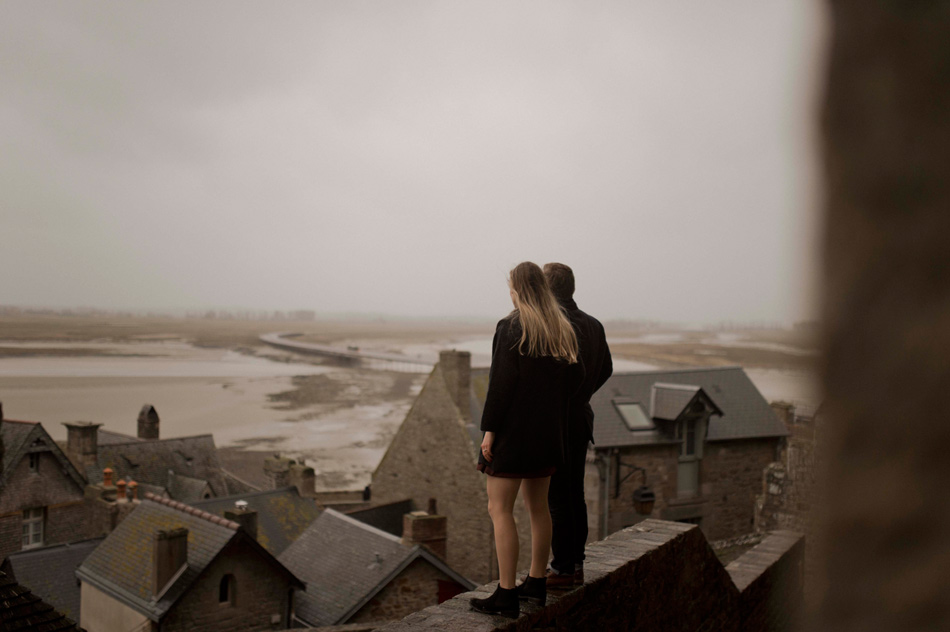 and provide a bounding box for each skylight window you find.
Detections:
[614,401,653,431]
